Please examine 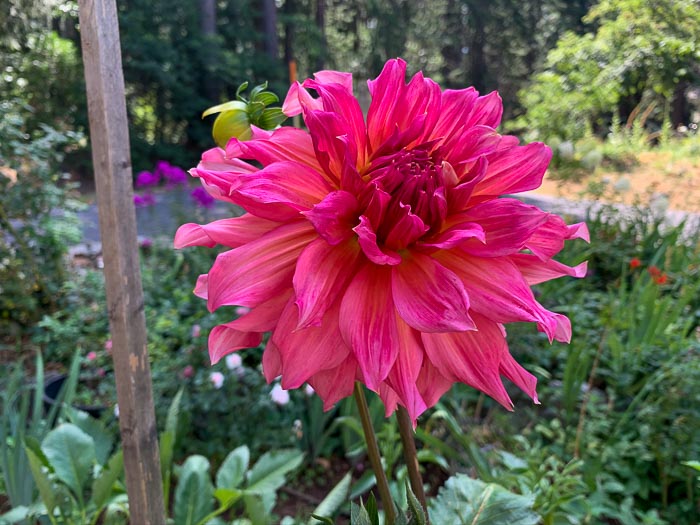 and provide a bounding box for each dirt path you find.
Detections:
[533,151,700,213]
